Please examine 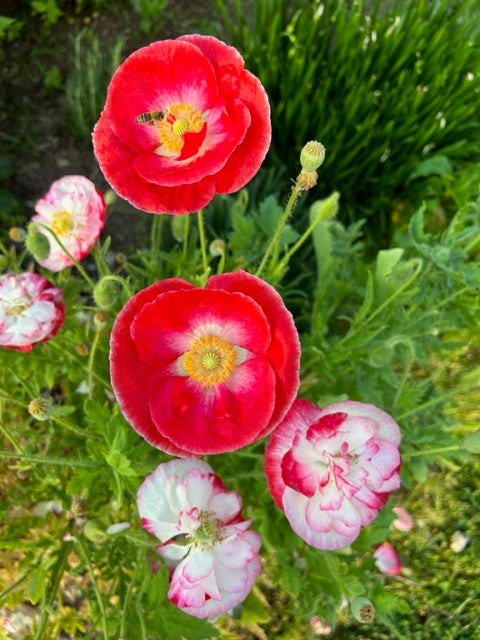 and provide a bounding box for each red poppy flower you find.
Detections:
[93,35,271,214]
[110,271,300,456]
